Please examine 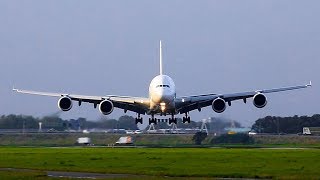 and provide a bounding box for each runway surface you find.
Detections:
[0,168,147,179]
